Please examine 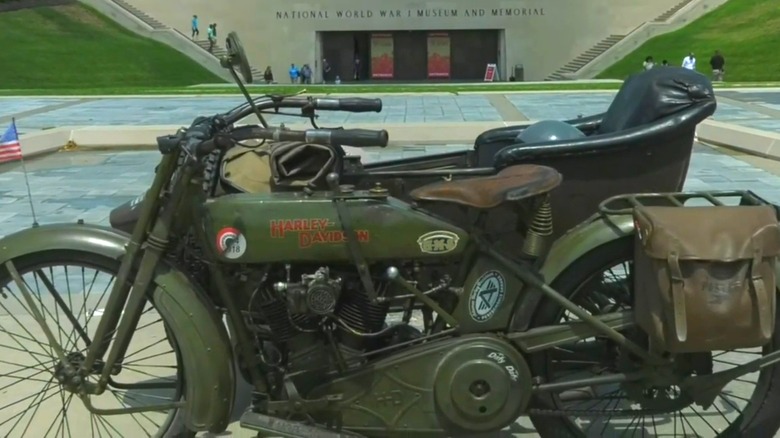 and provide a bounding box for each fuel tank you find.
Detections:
[201,190,470,263]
